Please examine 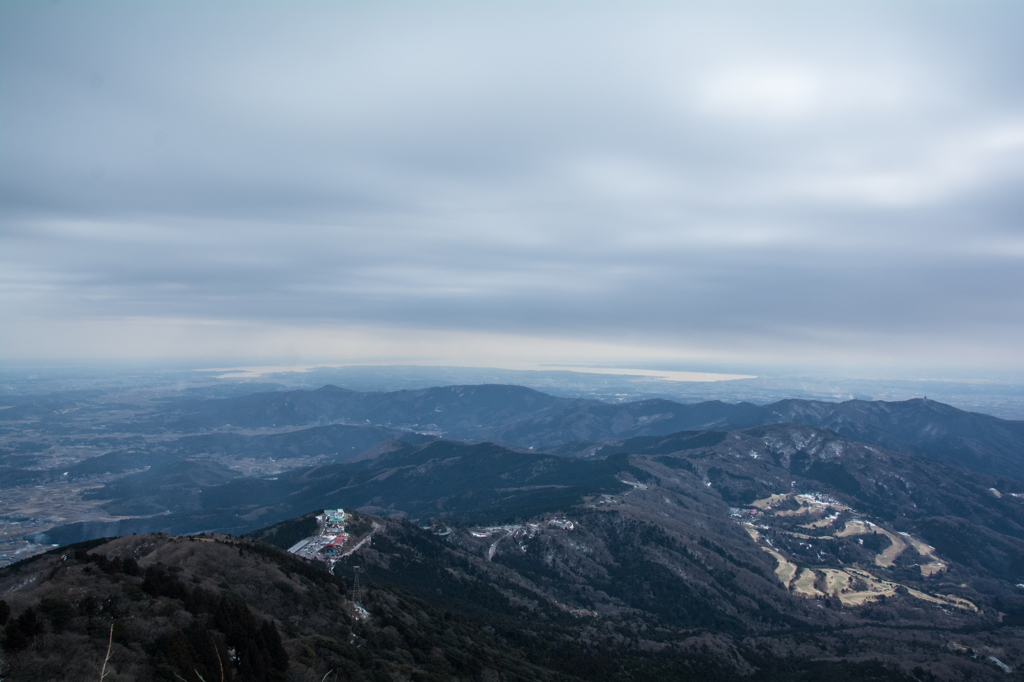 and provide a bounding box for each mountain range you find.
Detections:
[115,384,1024,479]
[4,382,1024,679]
[7,419,1024,679]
